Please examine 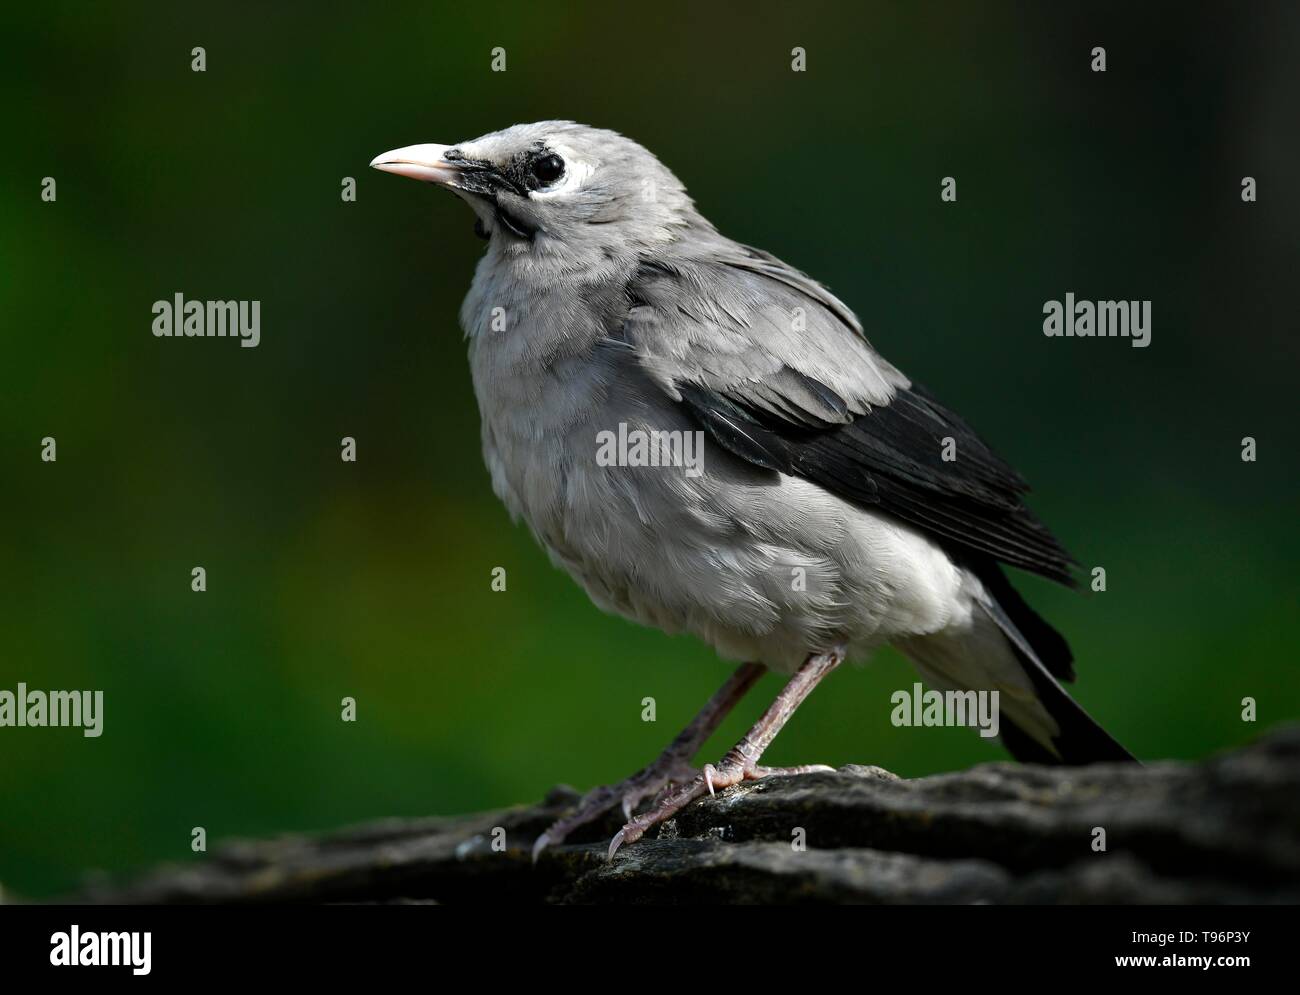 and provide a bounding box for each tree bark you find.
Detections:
[67,725,1300,905]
